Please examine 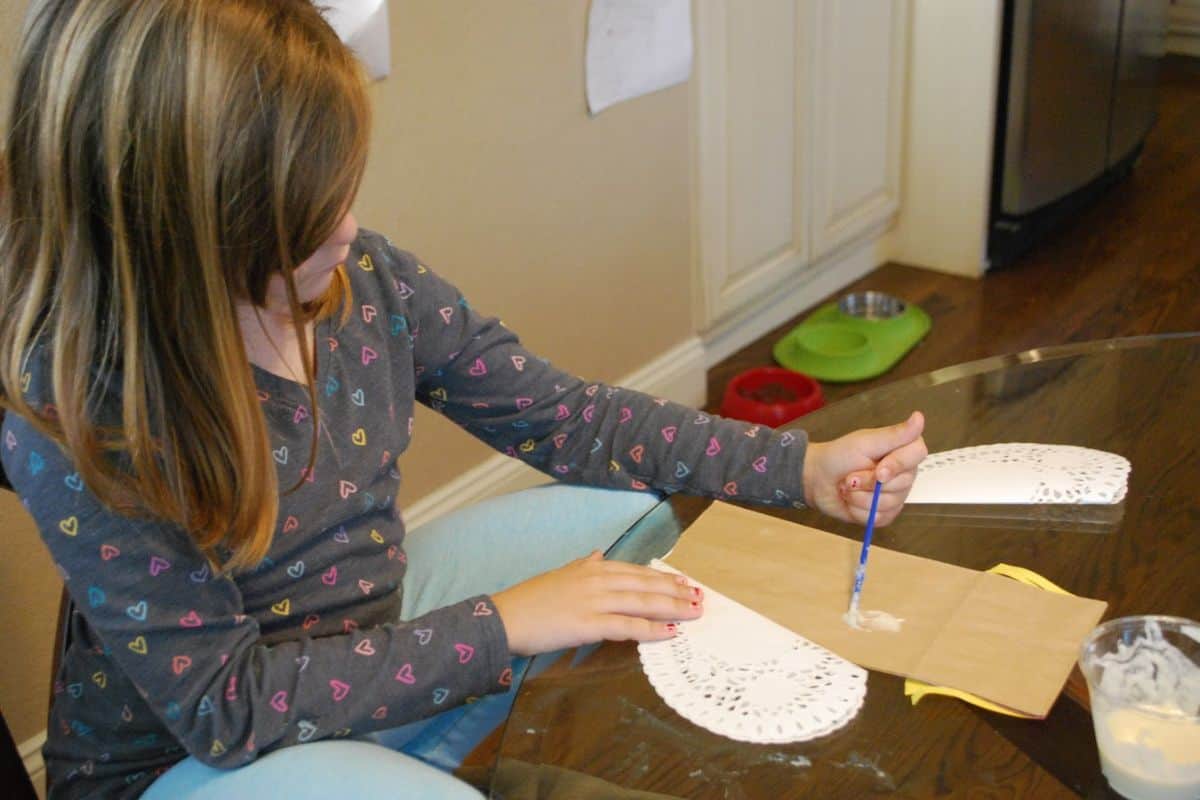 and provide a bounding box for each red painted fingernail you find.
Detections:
[690,600,701,608]
[692,587,703,599]
[850,477,859,489]
[666,623,678,634]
